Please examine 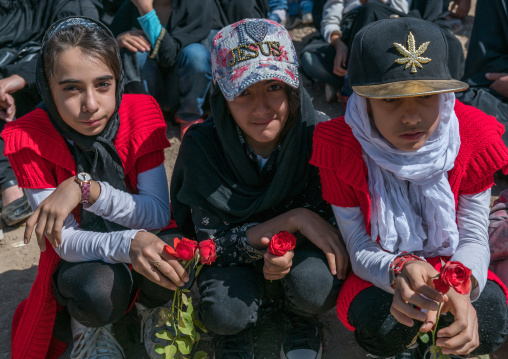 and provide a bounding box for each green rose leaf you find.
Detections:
[430,345,439,354]
[182,292,189,306]
[194,351,208,359]
[195,264,203,278]
[179,311,195,335]
[194,319,208,333]
[156,330,174,340]
[175,338,192,354]
[417,331,429,344]
[155,345,164,354]
[164,344,177,358]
